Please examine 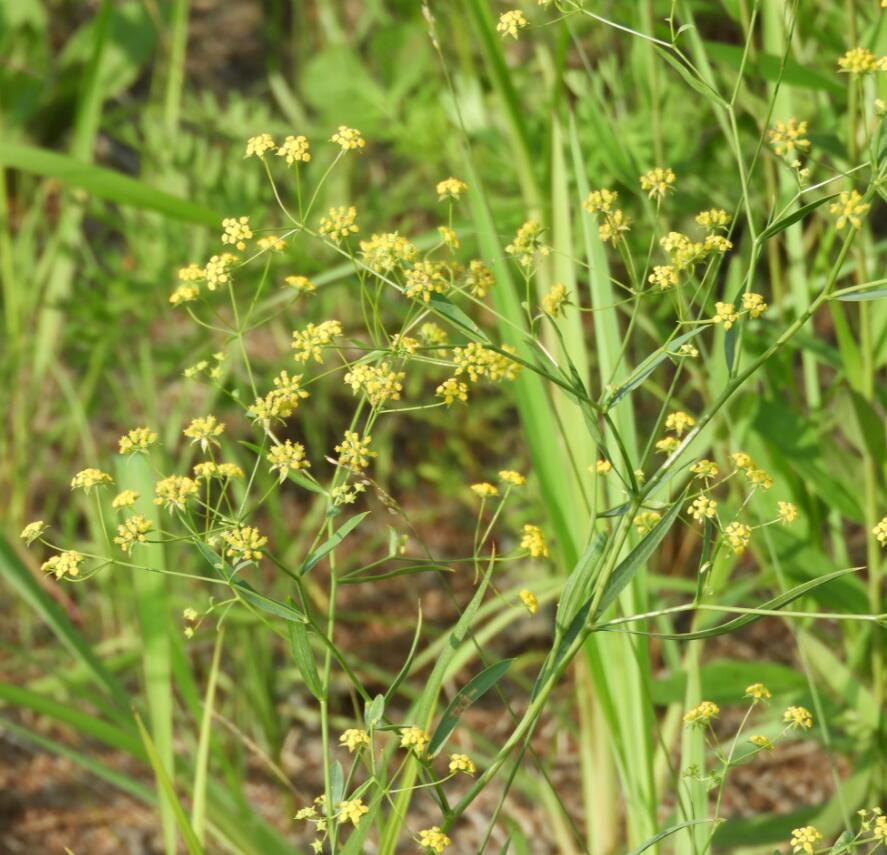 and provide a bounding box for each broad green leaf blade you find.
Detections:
[428,658,513,756]
[300,512,369,576]
[0,143,220,225]
[288,621,325,701]
[759,194,838,241]
[595,493,687,618]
